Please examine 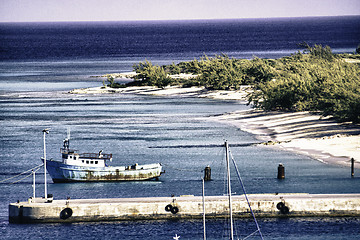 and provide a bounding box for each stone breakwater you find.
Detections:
[9,193,360,223]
